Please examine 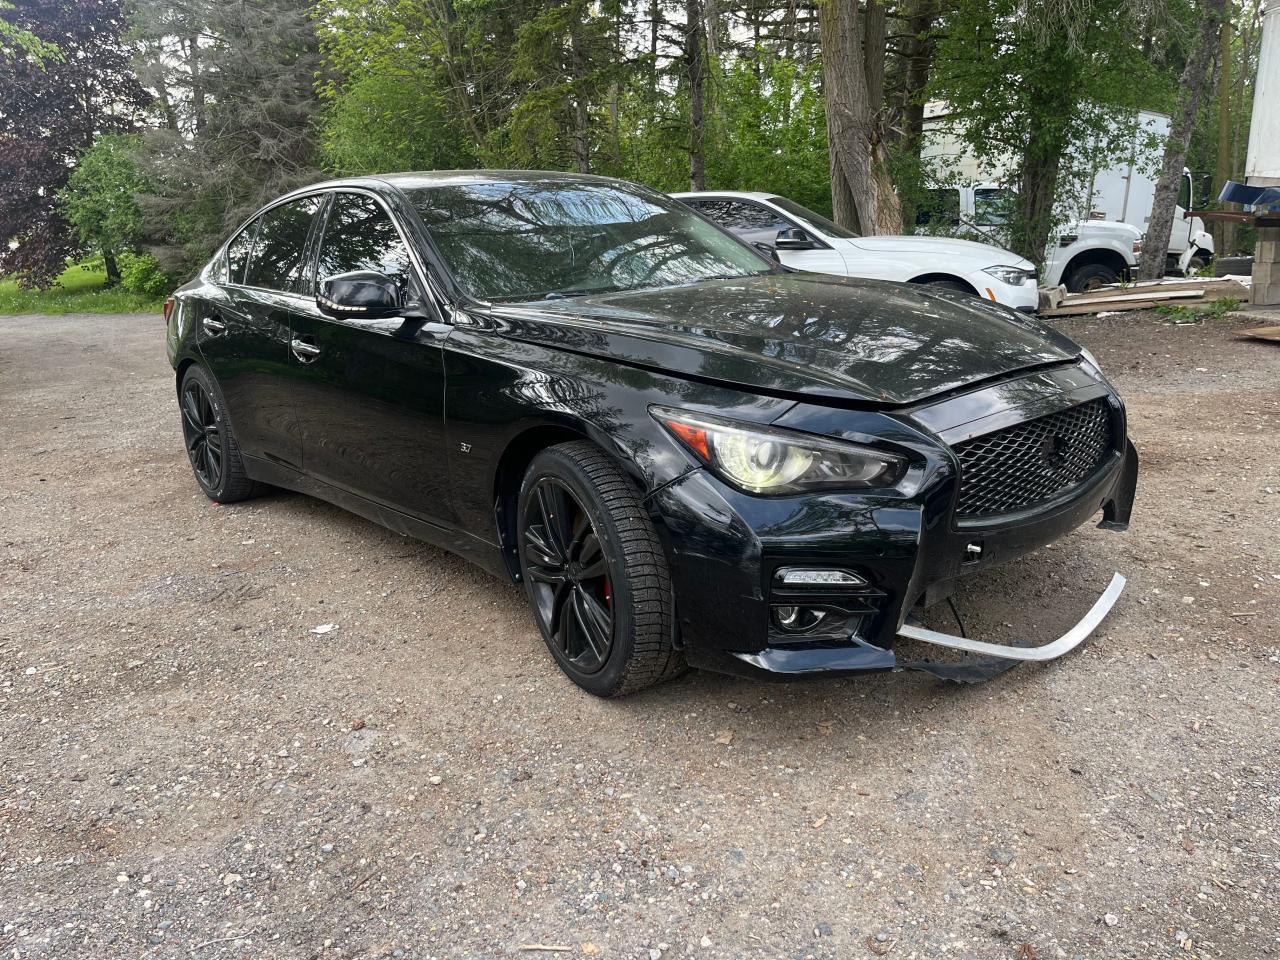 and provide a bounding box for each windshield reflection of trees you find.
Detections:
[408,182,764,300]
